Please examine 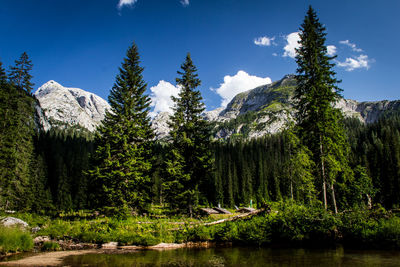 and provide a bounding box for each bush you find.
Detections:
[41,241,60,251]
[0,226,33,253]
